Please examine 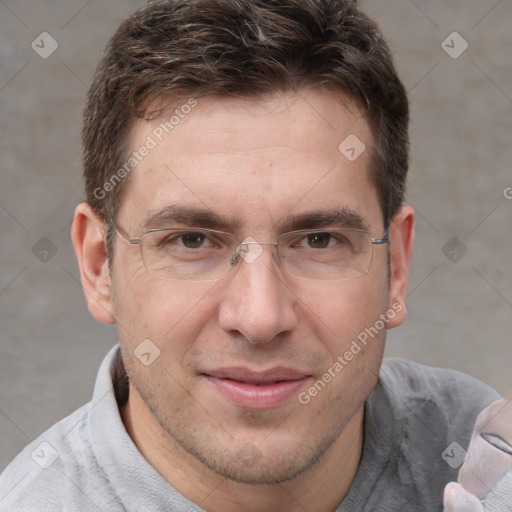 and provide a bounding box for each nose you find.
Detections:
[218,242,299,344]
